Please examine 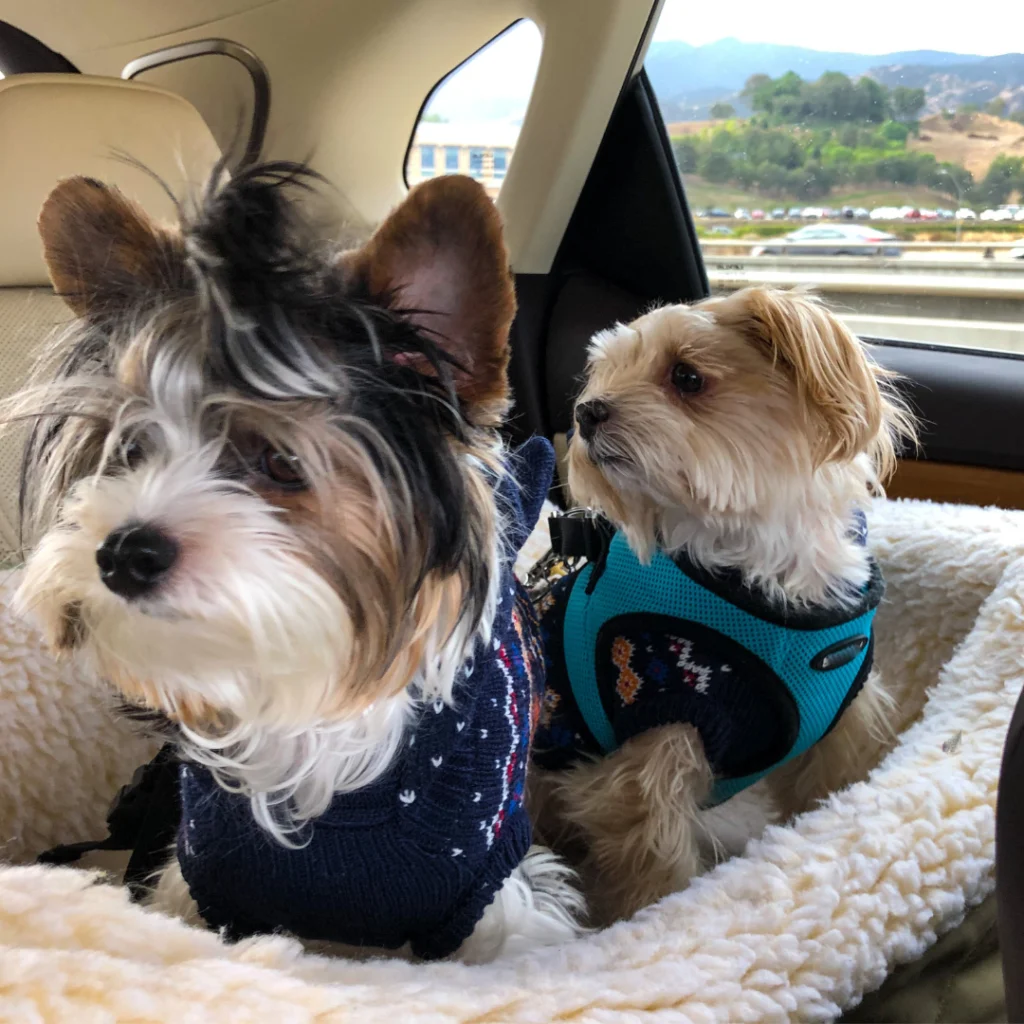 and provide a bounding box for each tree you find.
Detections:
[971,155,1024,207]
[742,73,772,98]
[891,86,926,122]
[709,101,736,119]
[754,162,788,194]
[815,71,856,121]
[986,97,1007,118]
[879,120,911,143]
[959,103,980,115]
[733,159,758,189]
[853,77,890,123]
[1010,109,1024,126]
[775,71,804,97]
[699,151,733,183]
[795,161,834,198]
[741,68,914,127]
[930,161,974,199]
[839,124,860,148]
[672,138,699,173]
[678,114,976,204]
